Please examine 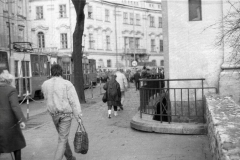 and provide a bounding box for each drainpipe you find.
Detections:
[115,5,118,69]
